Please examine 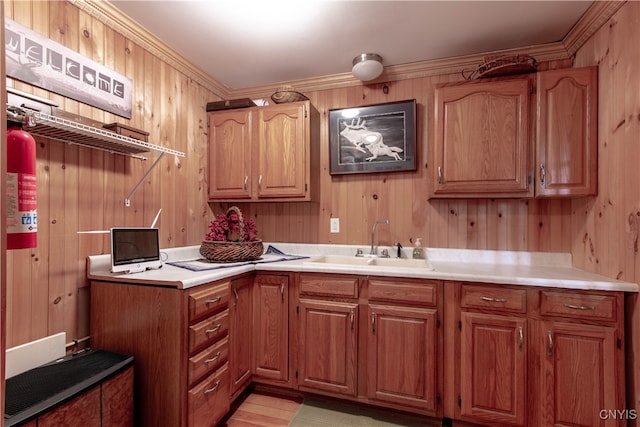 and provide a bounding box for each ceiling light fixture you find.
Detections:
[352,53,383,81]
